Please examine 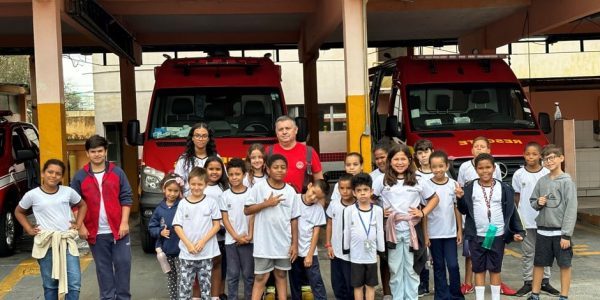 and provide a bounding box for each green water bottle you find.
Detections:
[482,224,498,250]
